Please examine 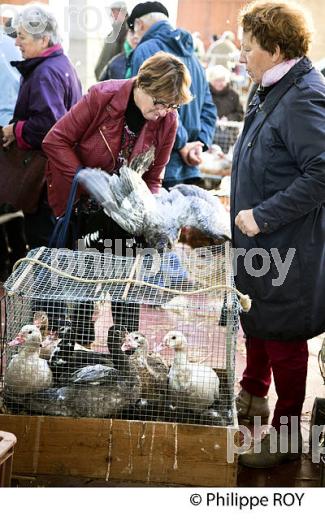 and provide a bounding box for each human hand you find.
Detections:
[178,143,193,166]
[179,141,204,166]
[2,124,16,148]
[187,142,203,165]
[235,209,260,237]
